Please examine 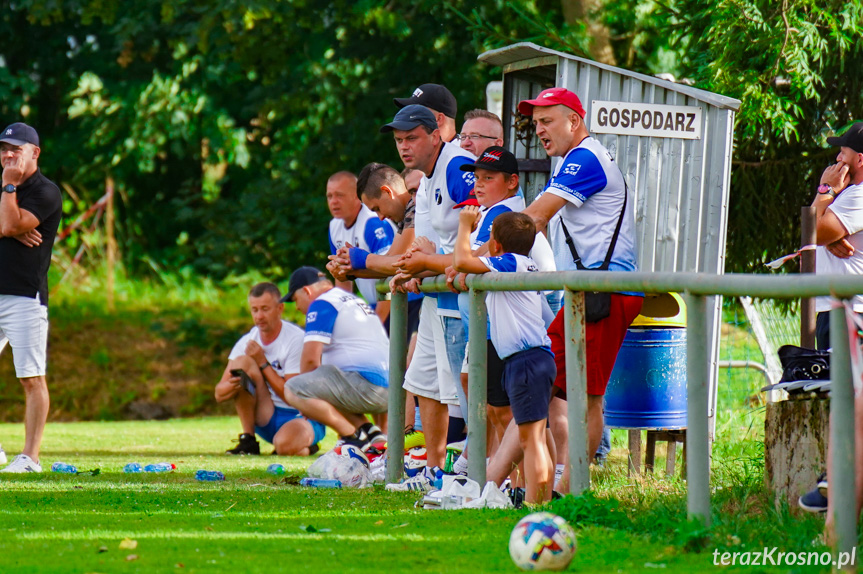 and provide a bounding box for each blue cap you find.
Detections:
[0,122,39,147]
[282,266,327,303]
[380,105,438,134]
